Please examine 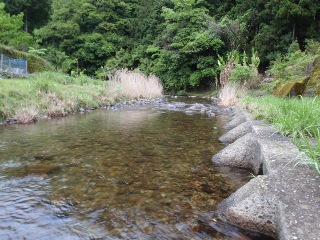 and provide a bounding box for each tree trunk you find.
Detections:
[292,22,295,41]
[24,10,28,32]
